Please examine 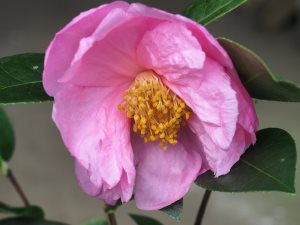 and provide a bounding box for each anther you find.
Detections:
[118,70,190,149]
